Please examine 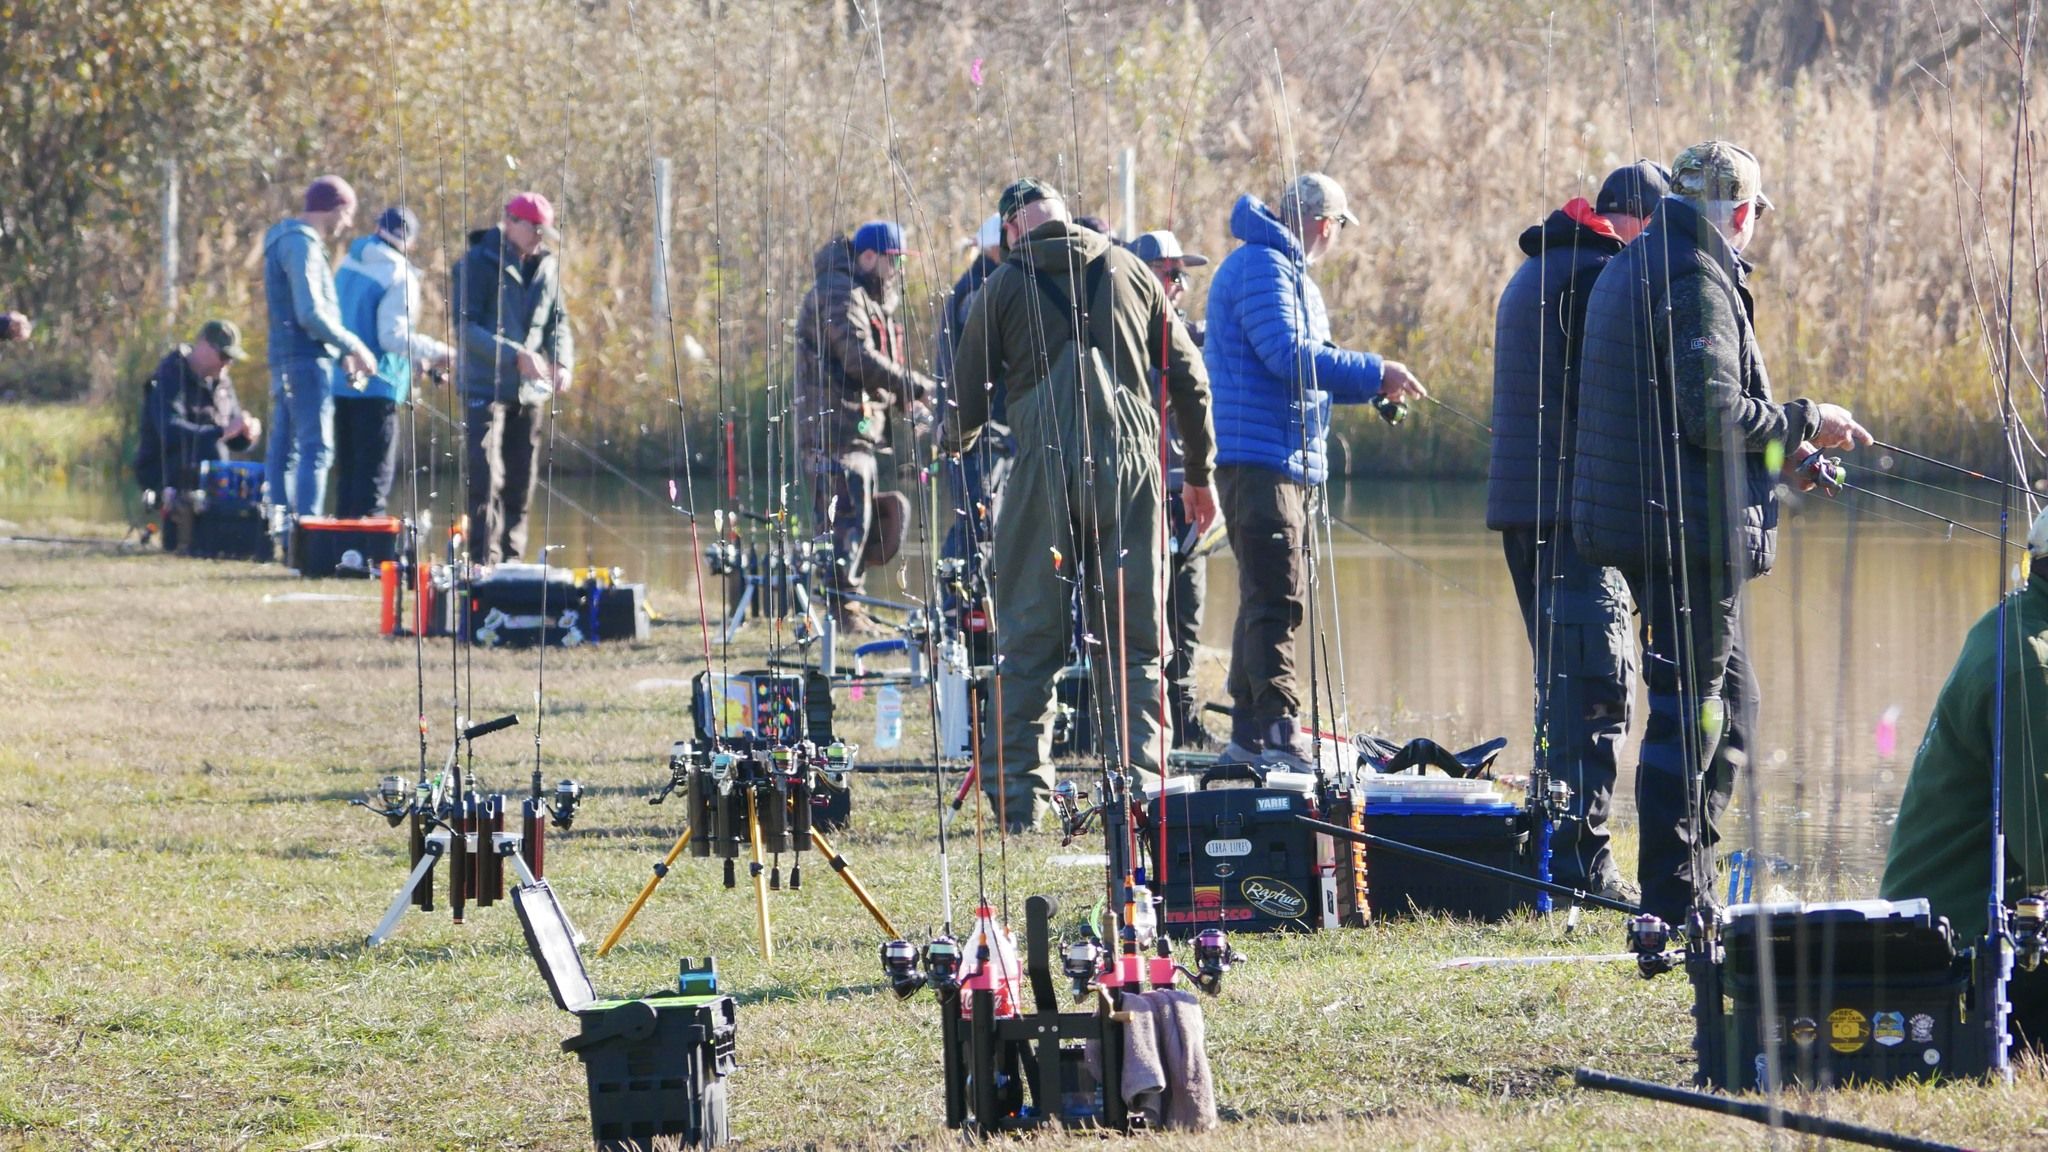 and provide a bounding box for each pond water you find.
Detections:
[6,462,2023,895]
